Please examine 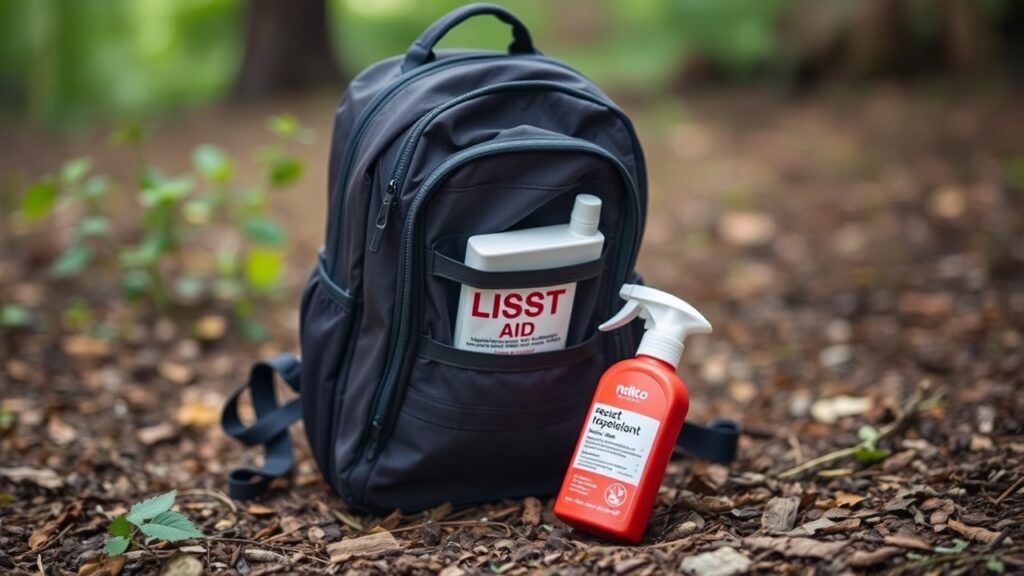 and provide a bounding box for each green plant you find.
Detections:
[852,424,892,464]
[105,490,202,556]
